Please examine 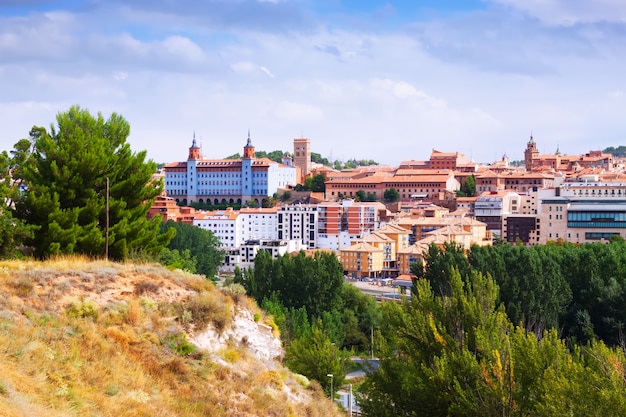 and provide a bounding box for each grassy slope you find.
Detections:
[0,257,342,417]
